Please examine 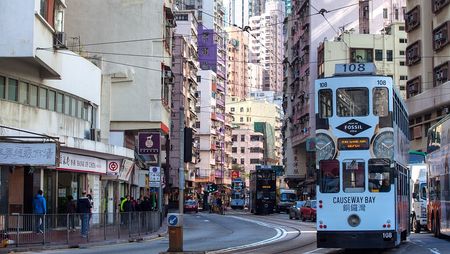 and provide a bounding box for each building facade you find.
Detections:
[226,26,250,100]
[405,1,450,151]
[0,0,134,215]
